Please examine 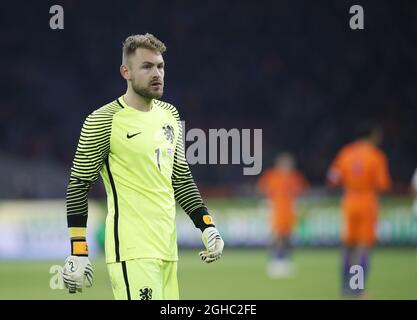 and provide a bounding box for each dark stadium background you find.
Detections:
[1,0,416,197]
[0,1,416,300]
